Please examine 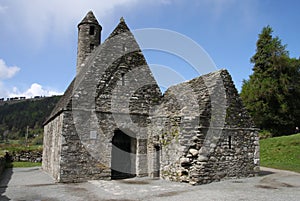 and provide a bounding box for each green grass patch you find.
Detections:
[7,161,42,168]
[0,143,42,152]
[260,133,300,173]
